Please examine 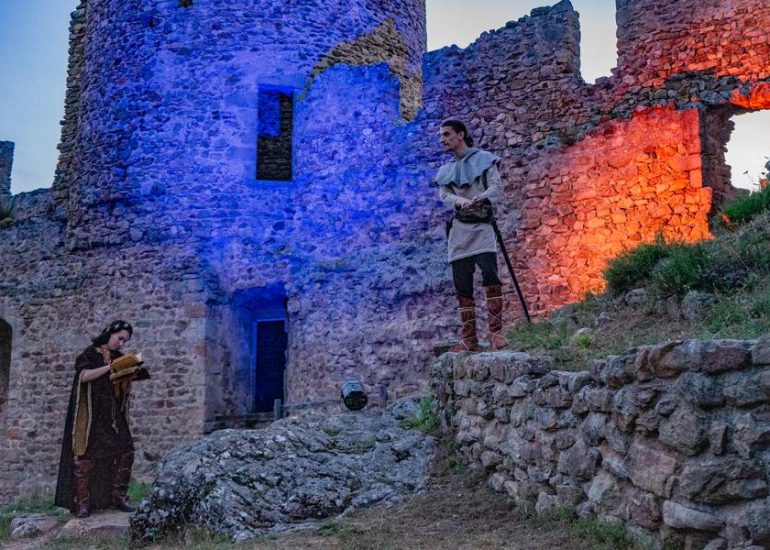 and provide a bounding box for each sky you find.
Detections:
[0,0,766,194]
